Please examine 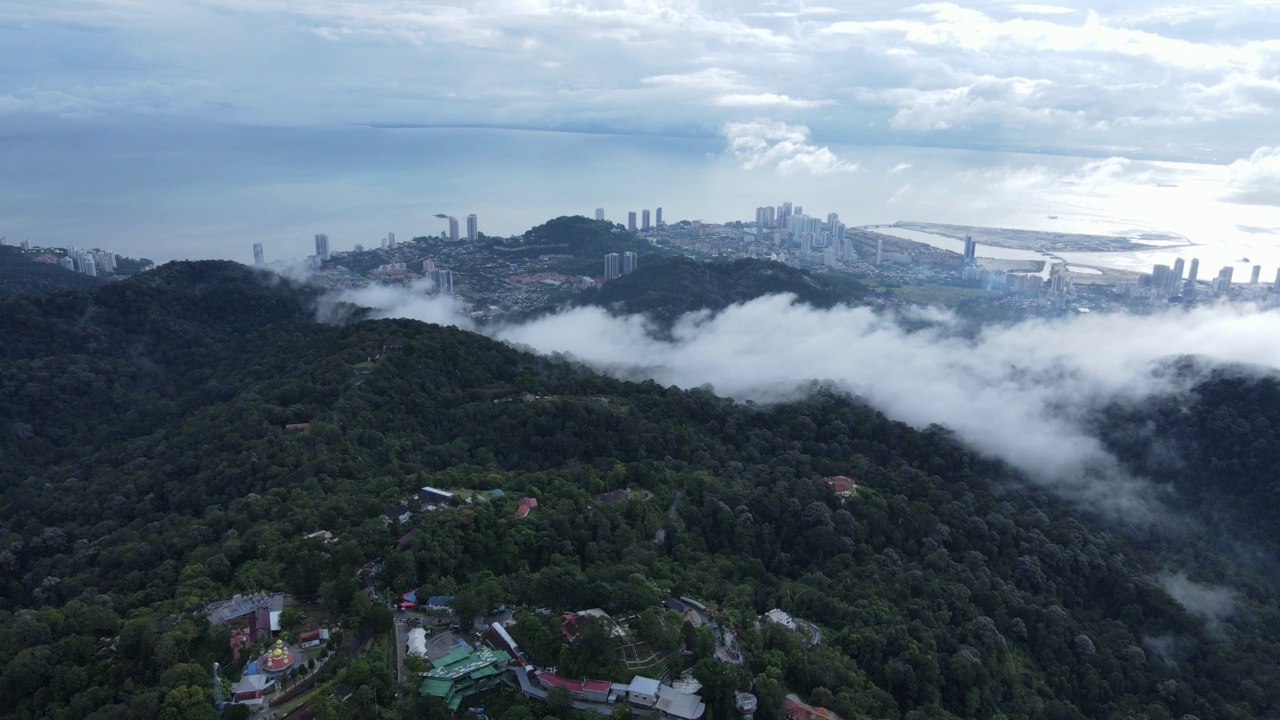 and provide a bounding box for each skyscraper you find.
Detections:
[81,255,97,277]
[1171,258,1185,294]
[467,214,478,241]
[1185,258,1200,296]
[1251,264,1262,286]
[622,251,637,275]
[448,216,459,242]
[430,268,454,293]
[604,253,621,280]
[314,234,330,260]
[963,236,977,264]
[20,239,30,251]
[1273,268,1280,293]
[595,208,605,221]
[642,209,651,230]
[253,243,265,266]
[354,243,364,253]
[876,237,884,265]
[655,207,663,226]
[627,212,637,233]
[388,232,396,249]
